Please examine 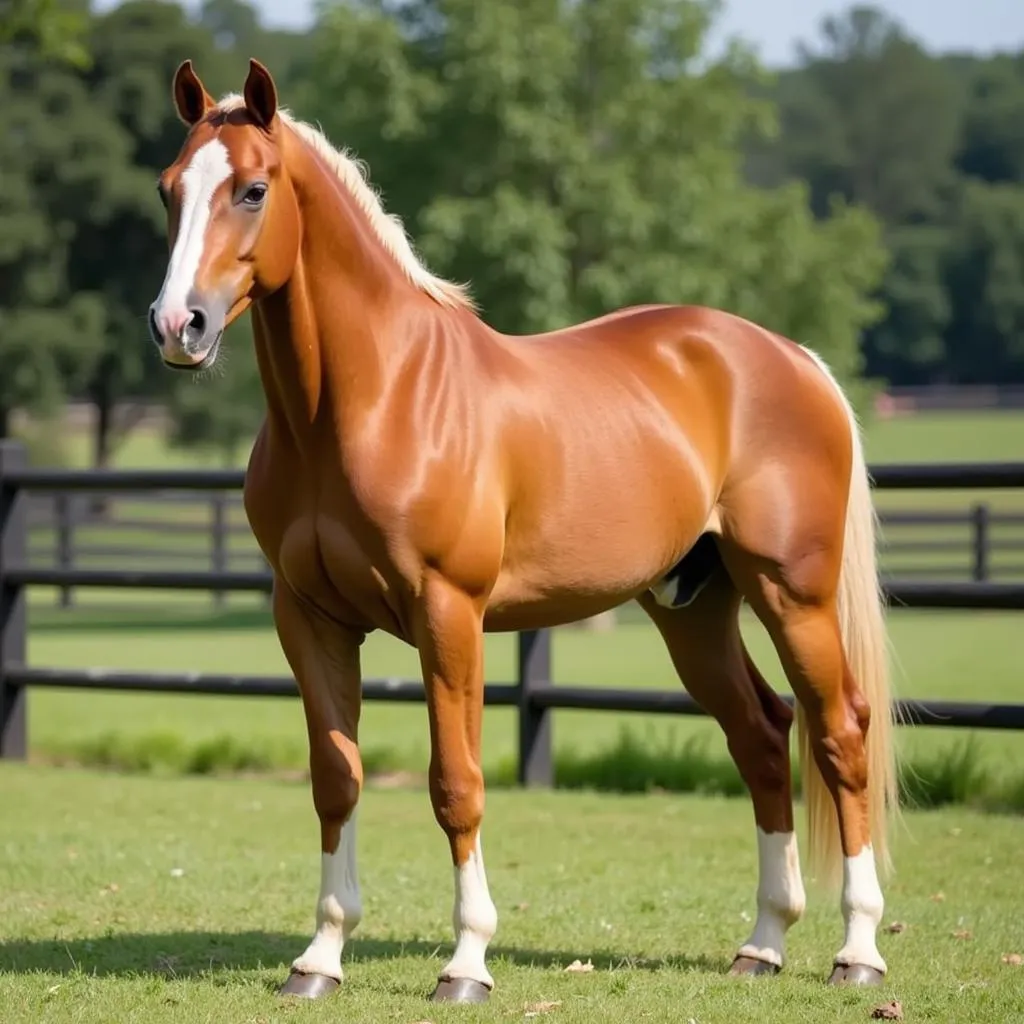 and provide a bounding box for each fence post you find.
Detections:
[0,442,28,759]
[516,628,553,787]
[56,492,73,608]
[211,492,227,608]
[971,502,990,582]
